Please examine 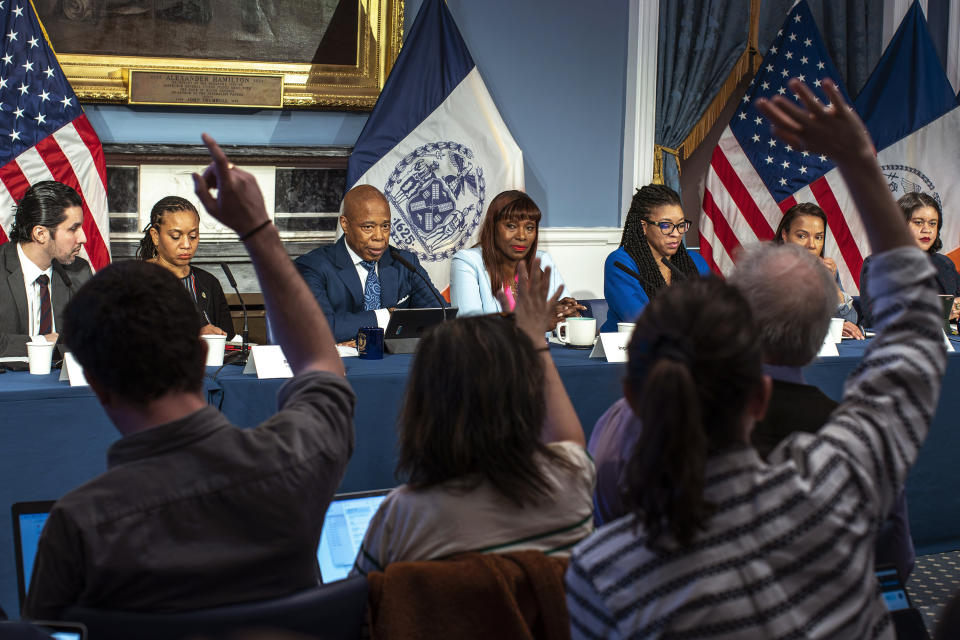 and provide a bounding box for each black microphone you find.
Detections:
[389,246,448,322]
[51,261,74,290]
[220,262,249,364]
[661,257,686,281]
[614,261,644,284]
